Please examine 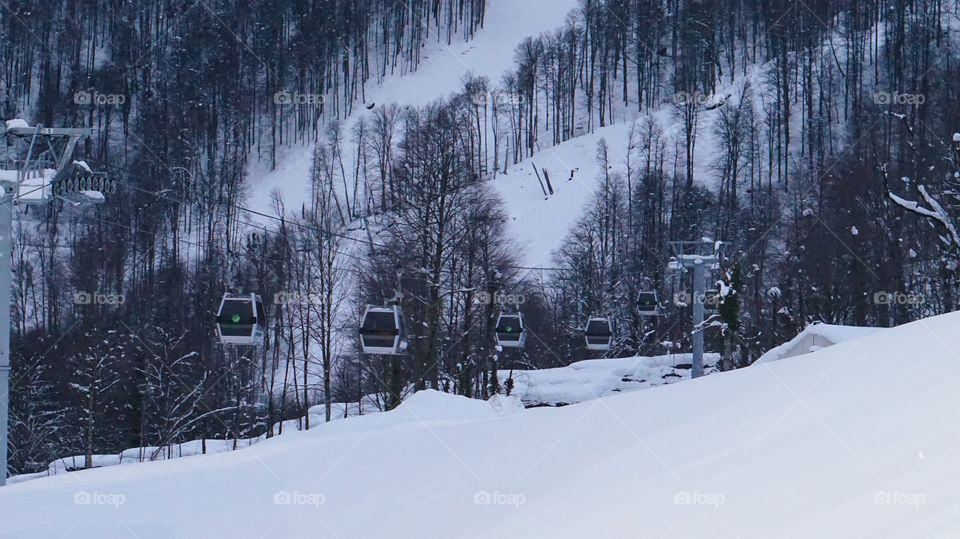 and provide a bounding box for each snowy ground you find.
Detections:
[8,399,383,485]
[26,329,822,479]
[15,353,712,483]
[503,352,720,407]
[3,311,960,537]
[489,62,780,267]
[754,323,885,365]
[491,123,639,268]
